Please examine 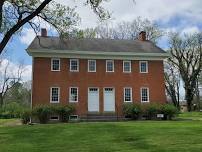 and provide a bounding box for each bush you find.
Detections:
[50,104,75,122]
[32,105,52,124]
[162,104,179,120]
[123,103,142,120]
[21,109,31,124]
[0,102,24,118]
[32,104,75,123]
[142,103,162,120]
